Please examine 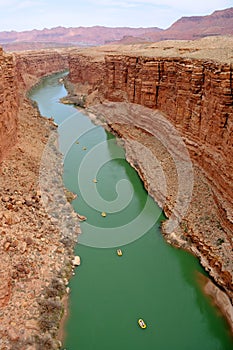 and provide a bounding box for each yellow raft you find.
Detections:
[138,319,147,329]
[117,249,123,256]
